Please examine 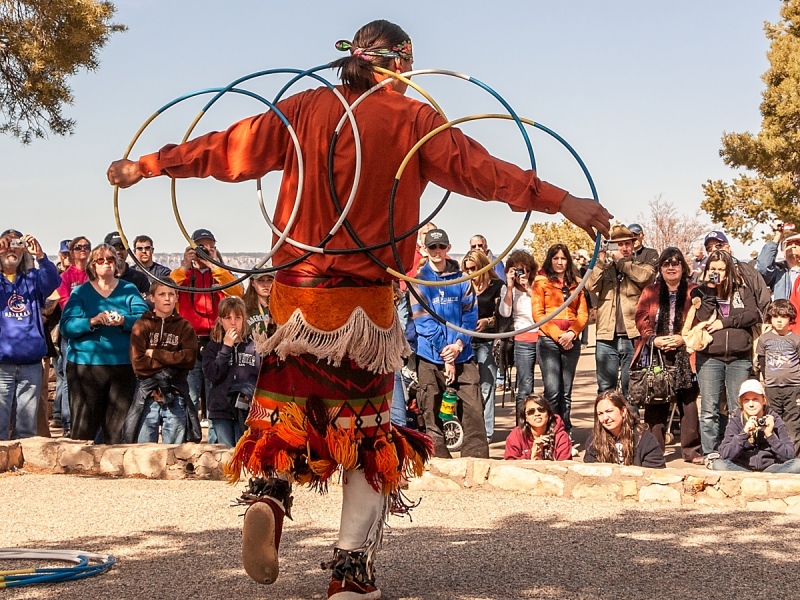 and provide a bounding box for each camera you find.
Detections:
[708,272,721,284]
[9,238,24,248]
[756,417,768,428]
